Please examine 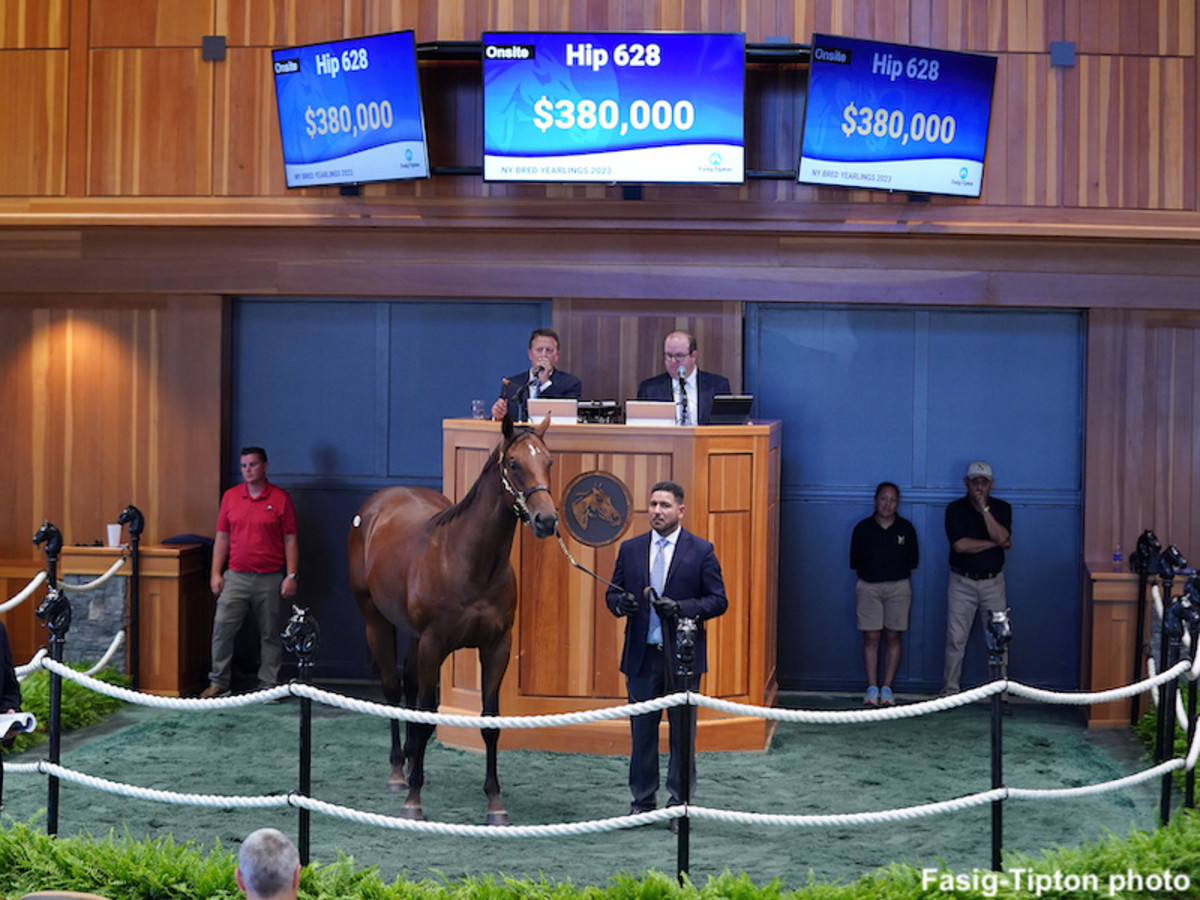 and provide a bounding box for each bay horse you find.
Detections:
[348,414,557,824]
